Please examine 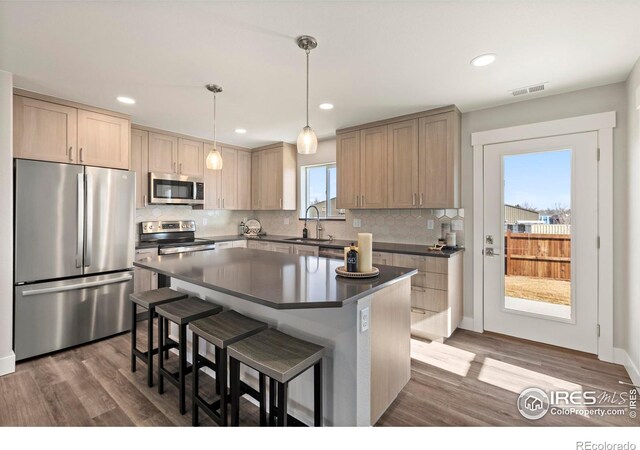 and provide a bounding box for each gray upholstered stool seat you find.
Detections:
[189,311,268,426]
[156,297,222,415]
[228,328,325,427]
[129,288,188,387]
